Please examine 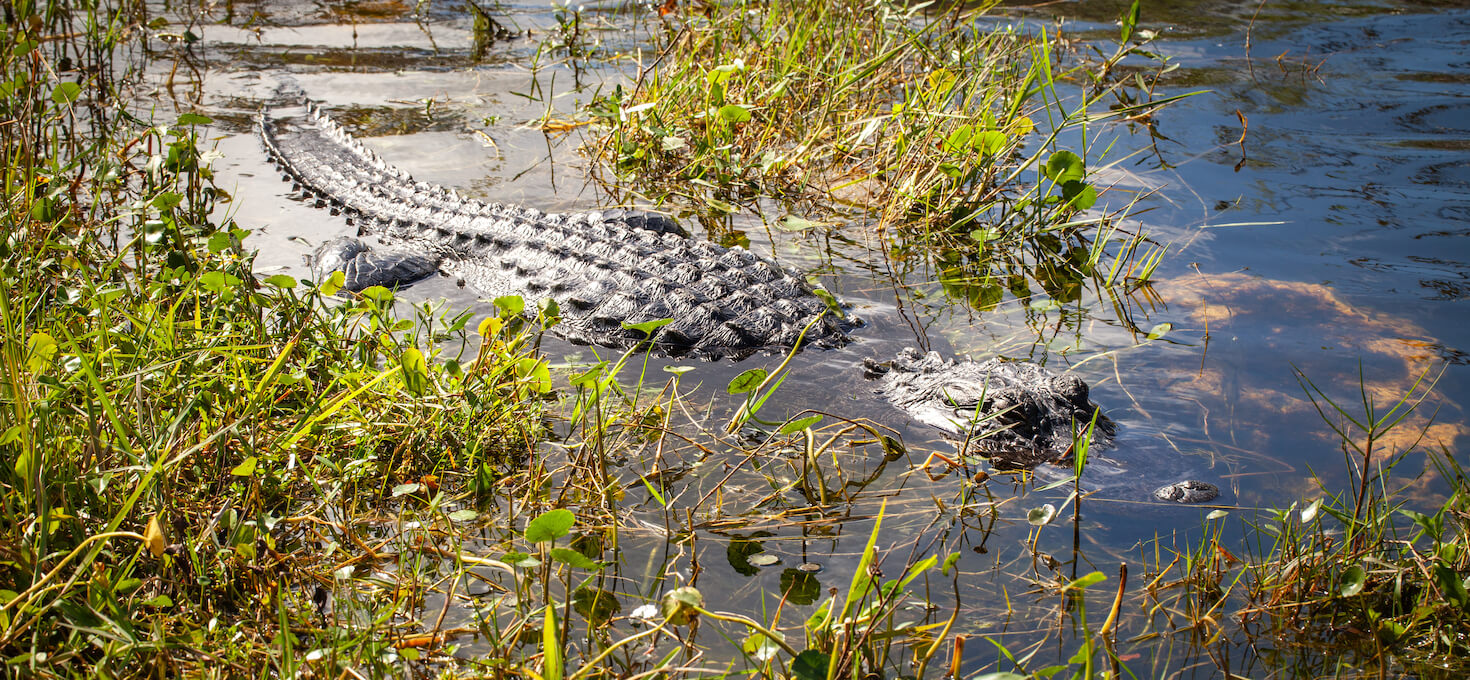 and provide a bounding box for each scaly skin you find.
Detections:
[258,101,1217,502]
[259,101,854,359]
